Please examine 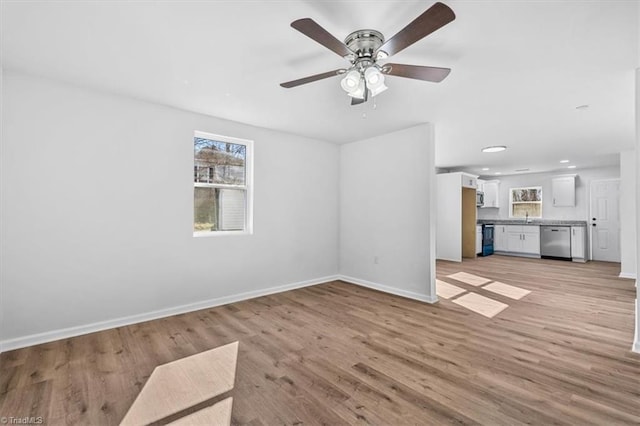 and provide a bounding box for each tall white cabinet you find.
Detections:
[437,172,478,262]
